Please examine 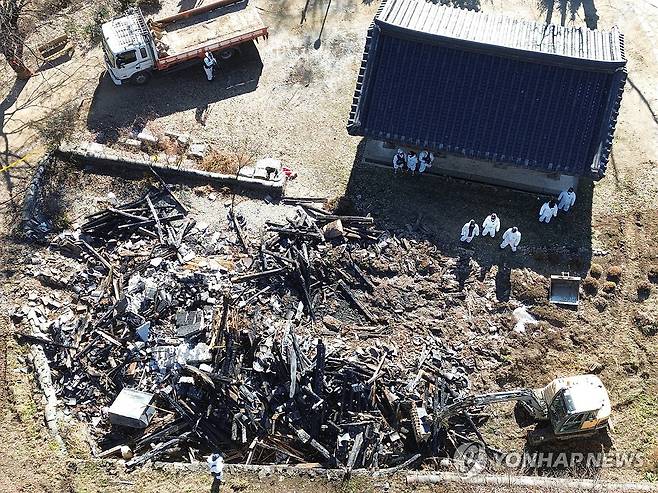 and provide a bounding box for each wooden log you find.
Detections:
[314,214,374,224]
[230,267,288,284]
[337,280,378,323]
